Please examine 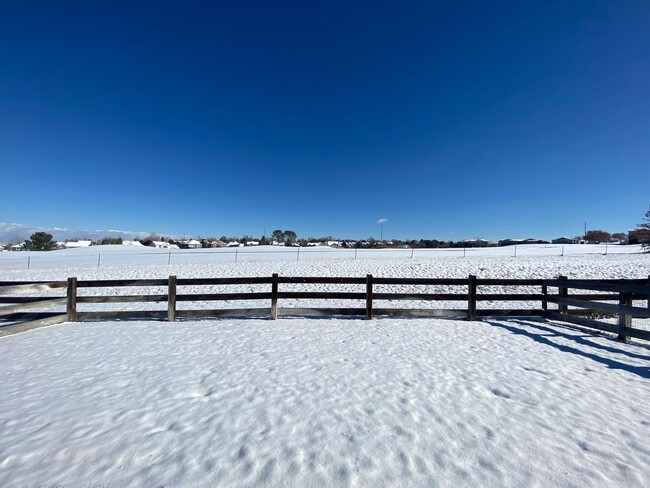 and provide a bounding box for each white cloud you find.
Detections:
[0,222,154,242]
